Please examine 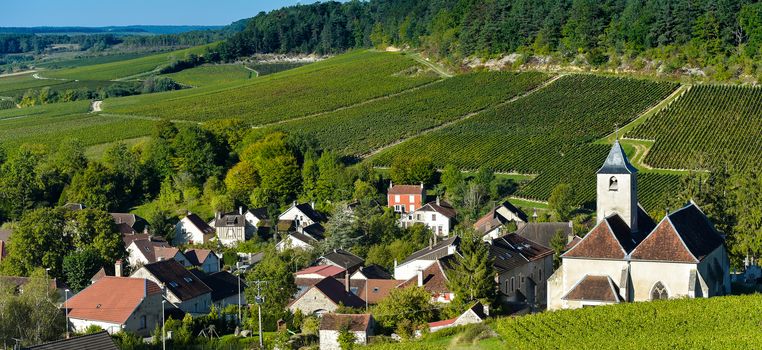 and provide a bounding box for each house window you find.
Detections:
[431,214,436,221]
[609,176,618,191]
[409,204,415,212]
[416,214,421,221]
[394,195,401,202]
[373,287,379,293]
[539,268,543,281]
[651,282,669,300]
[139,315,146,329]
[409,195,415,202]
[510,277,515,292]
